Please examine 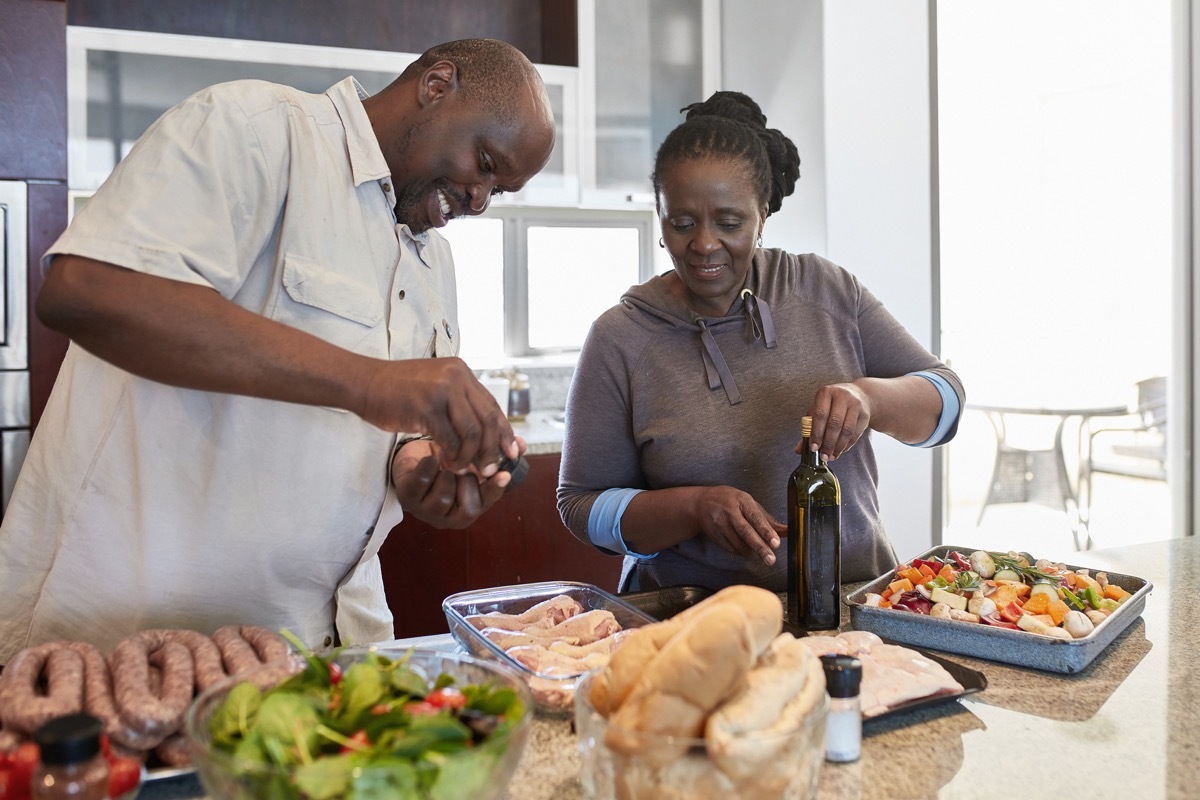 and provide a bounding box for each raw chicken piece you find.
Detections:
[466,594,584,632]
[481,627,582,650]
[506,644,610,676]
[792,635,850,657]
[548,628,633,658]
[543,609,621,645]
[836,630,883,655]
